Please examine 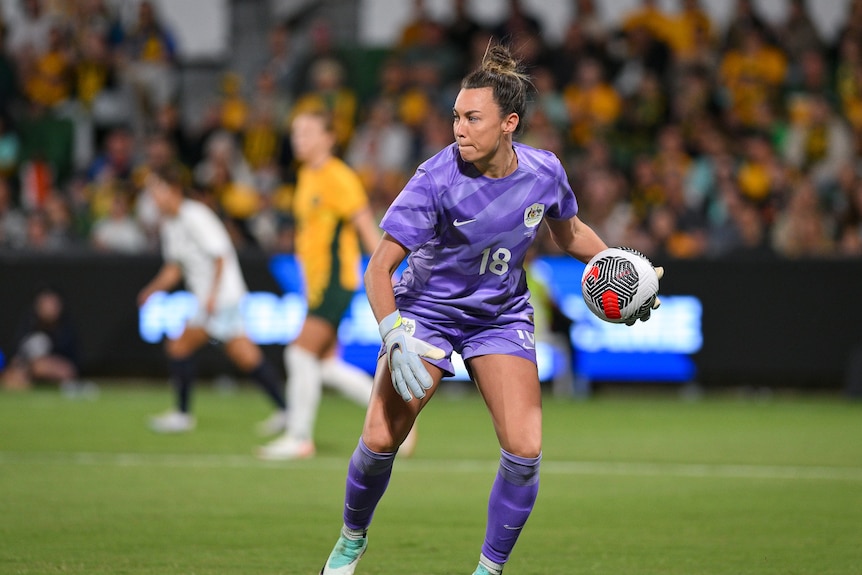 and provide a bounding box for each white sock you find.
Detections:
[284,345,322,441]
[321,357,373,406]
[479,554,503,575]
